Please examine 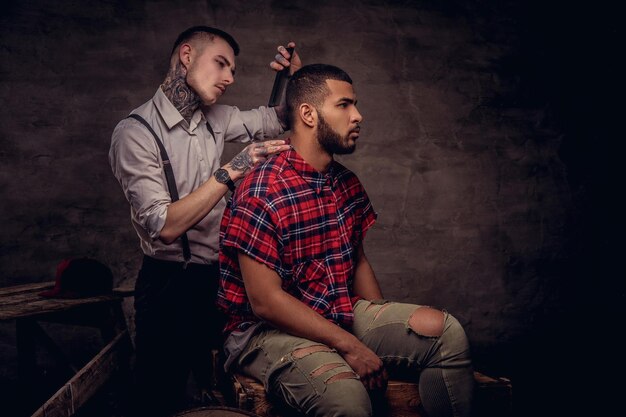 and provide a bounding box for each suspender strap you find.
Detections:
[205,119,216,140]
[127,113,192,265]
